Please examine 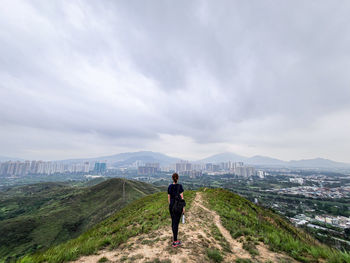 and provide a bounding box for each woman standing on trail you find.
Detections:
[168,173,185,247]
